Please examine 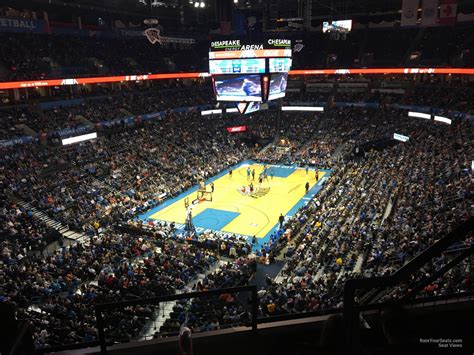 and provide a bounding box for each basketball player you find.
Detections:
[210,182,215,193]
[241,77,257,97]
[263,171,269,182]
[305,181,310,193]
[229,169,233,178]
[252,169,255,181]
[315,168,319,182]
[247,167,251,180]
